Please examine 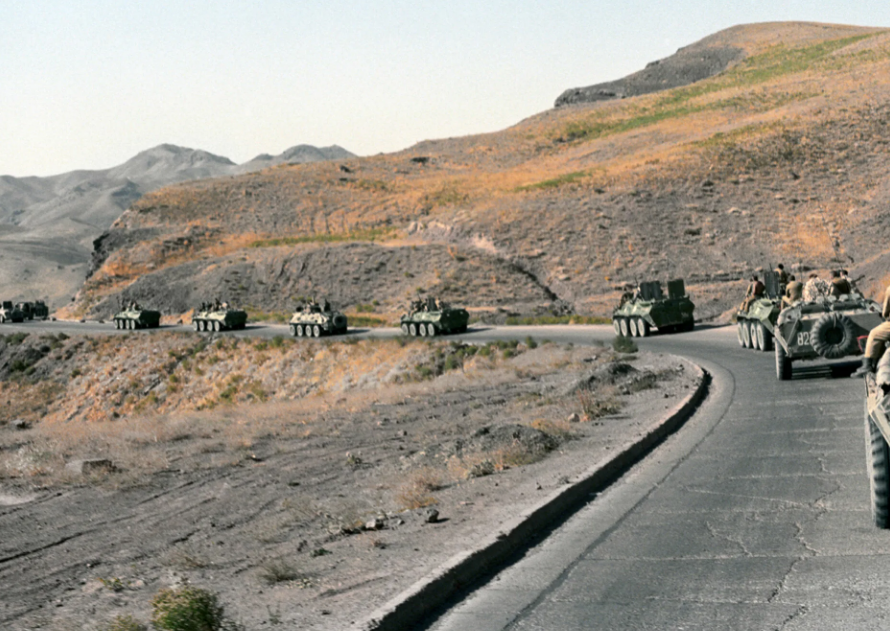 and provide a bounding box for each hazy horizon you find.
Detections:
[3,0,890,178]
